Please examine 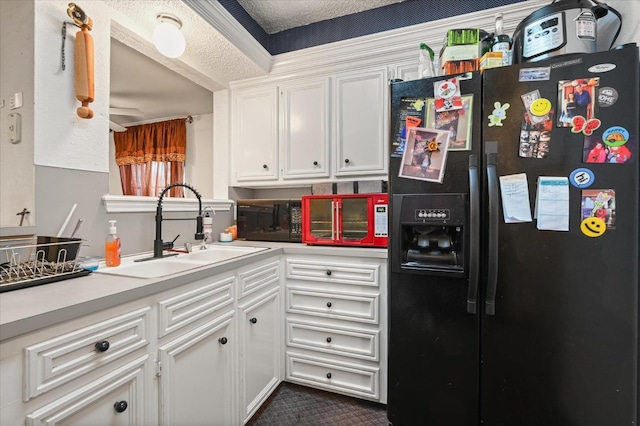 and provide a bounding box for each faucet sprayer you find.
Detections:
[135,182,204,262]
